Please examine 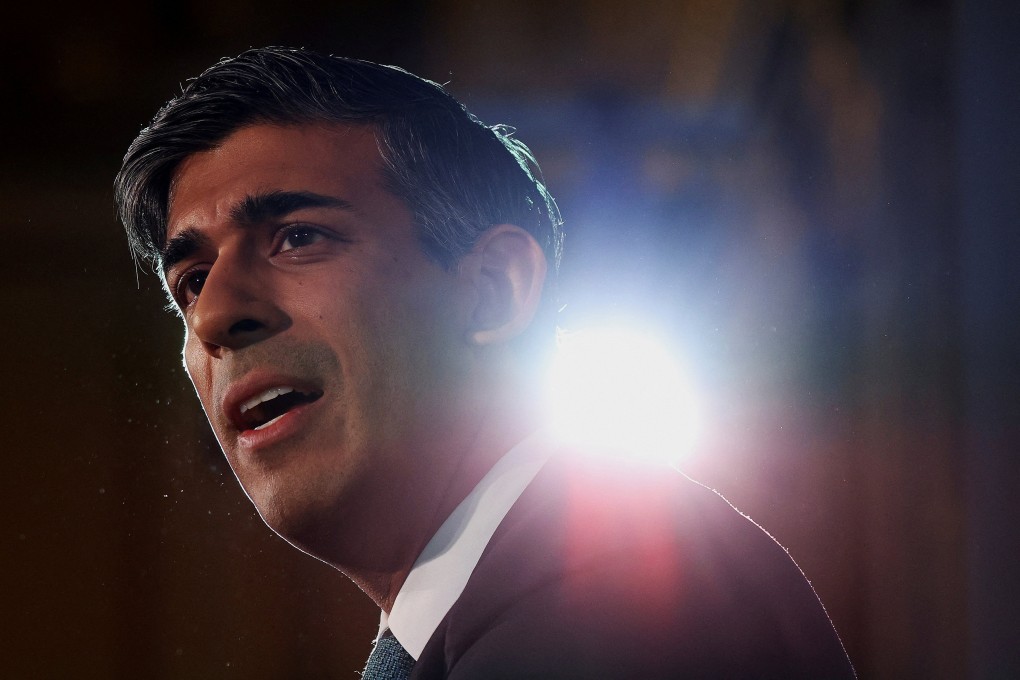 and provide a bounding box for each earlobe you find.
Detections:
[466,224,547,346]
